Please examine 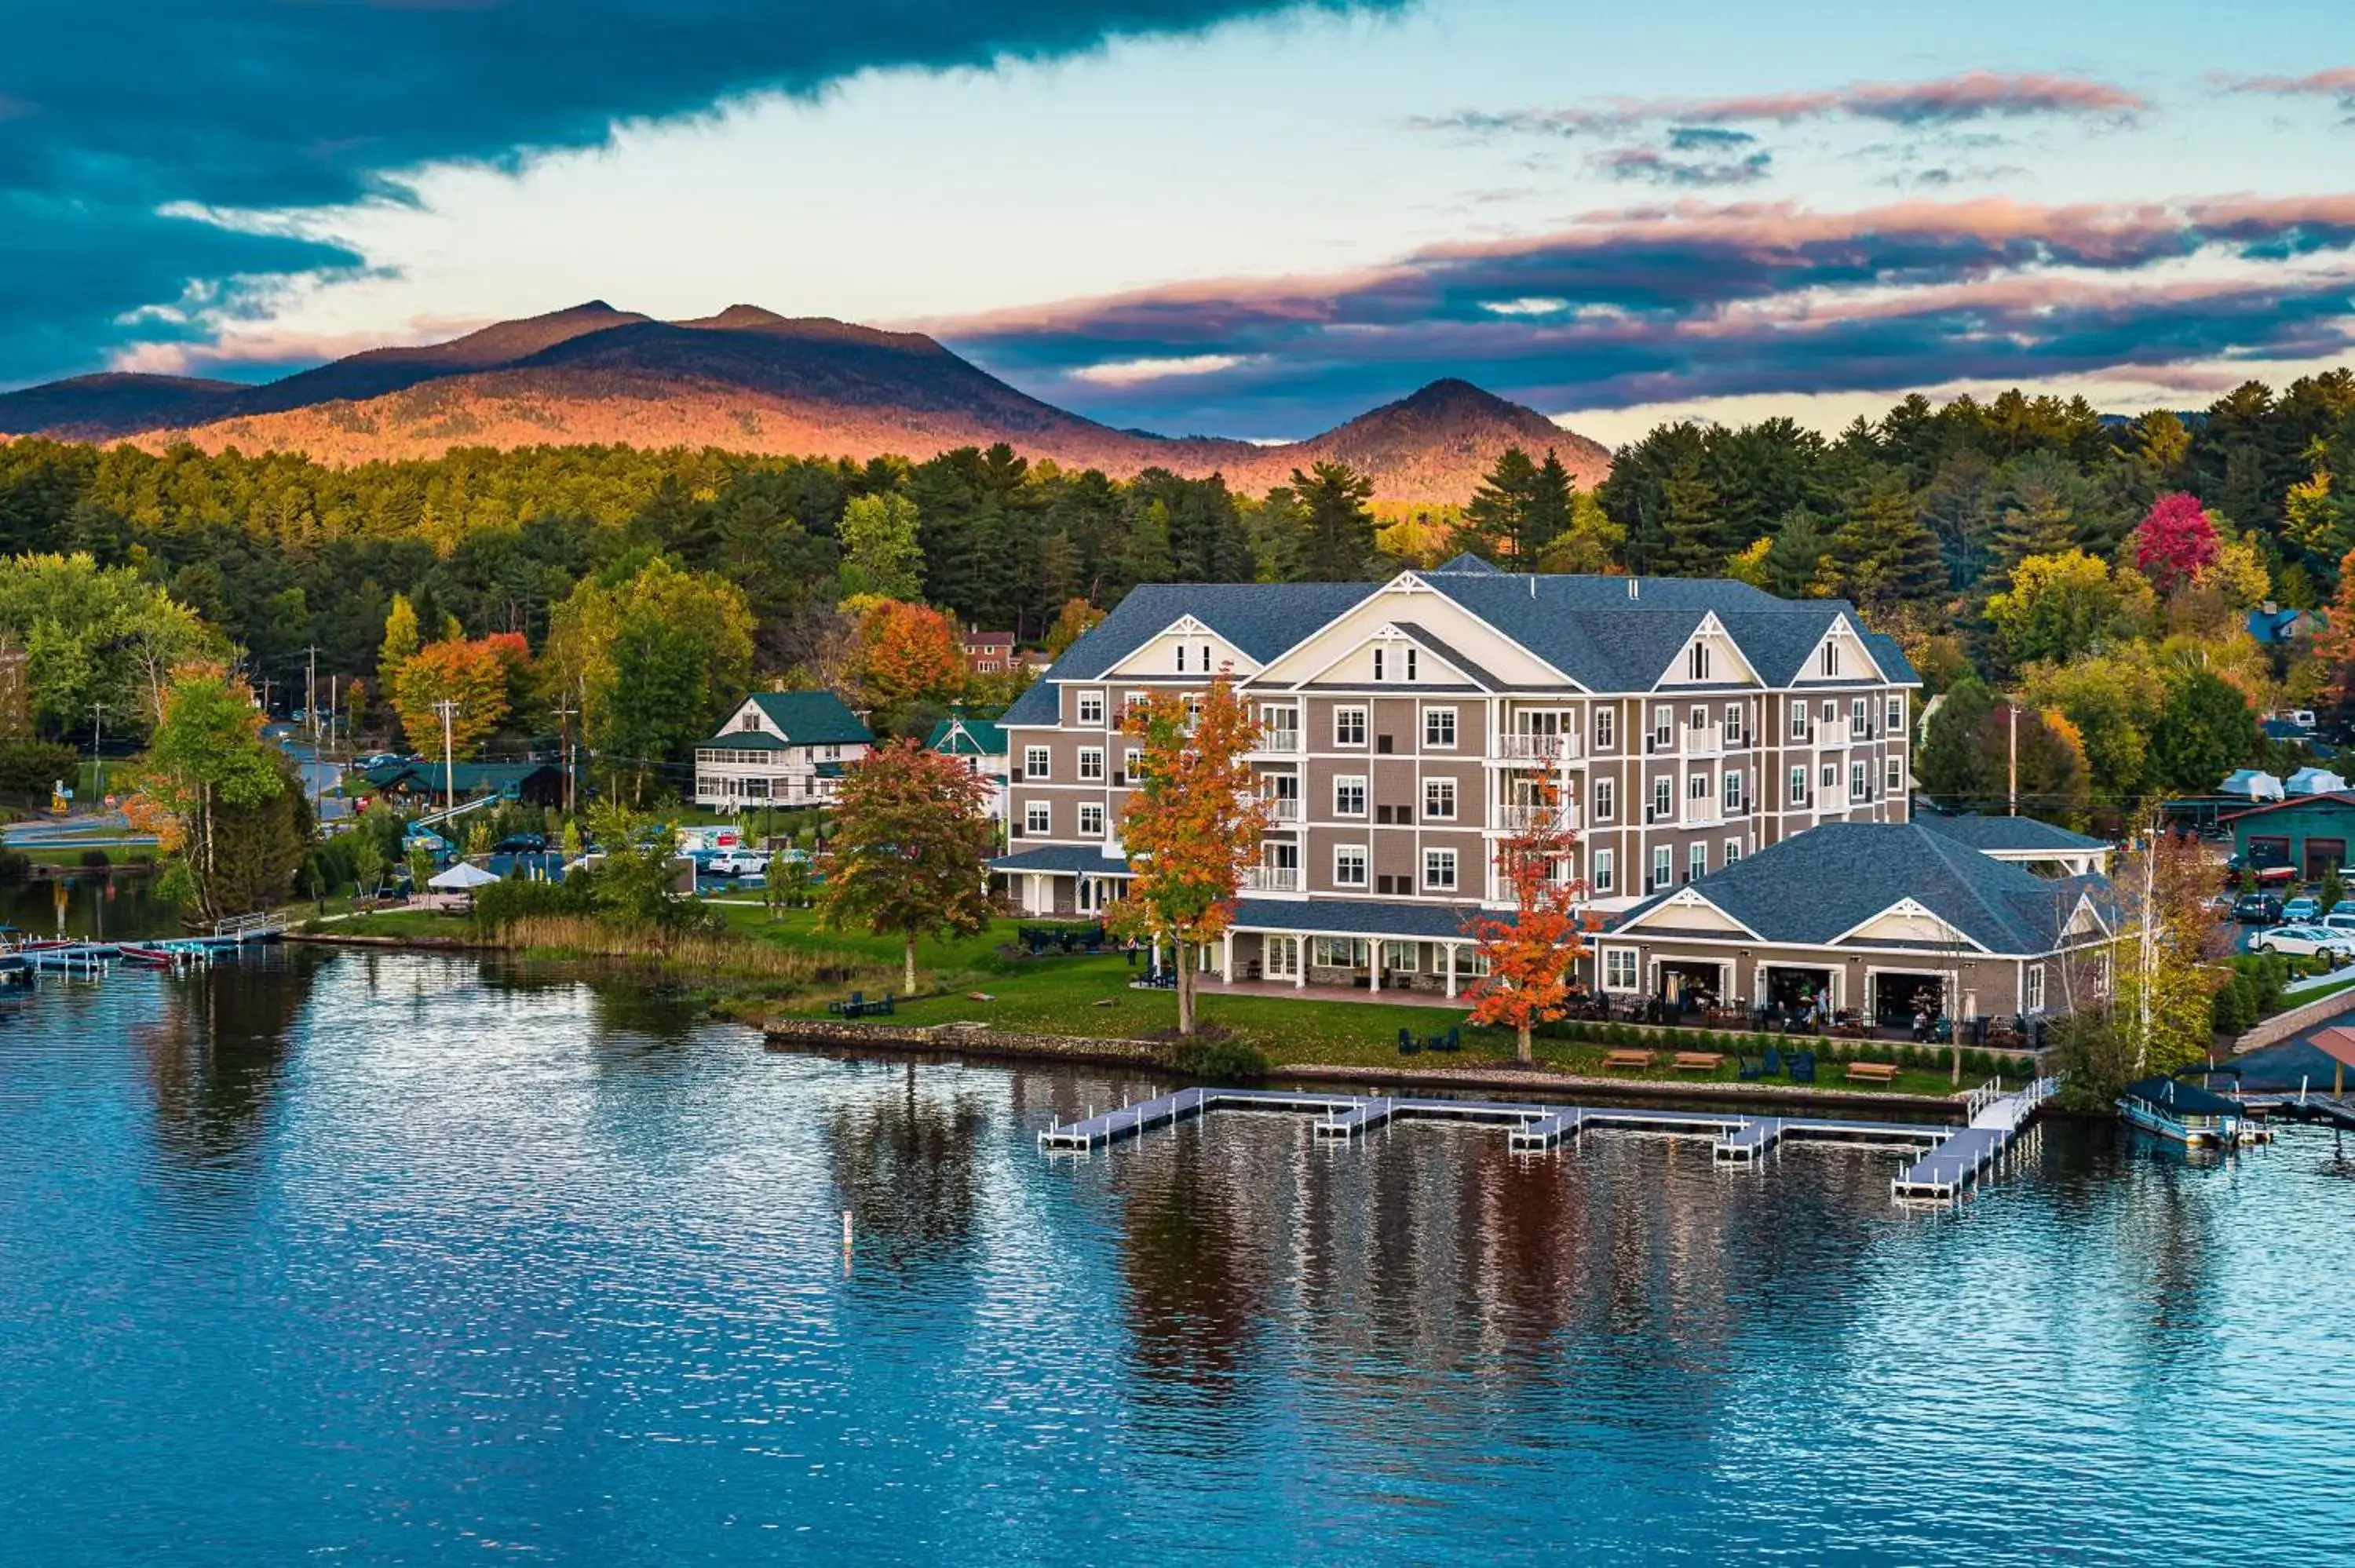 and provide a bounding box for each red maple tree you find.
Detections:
[1105,675,1270,1036]
[1462,759,1591,1063]
[2132,492,2221,593]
